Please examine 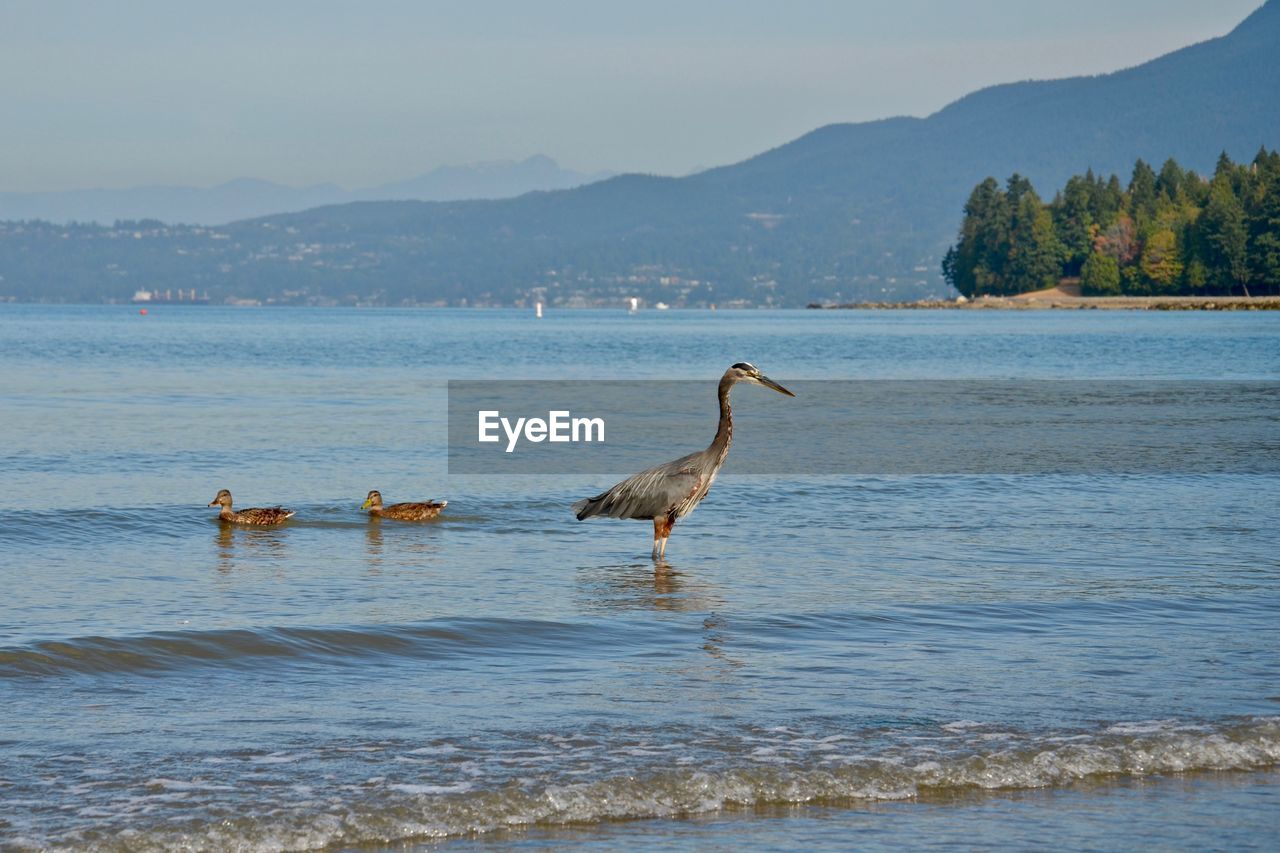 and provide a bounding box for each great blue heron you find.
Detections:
[572,362,795,559]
